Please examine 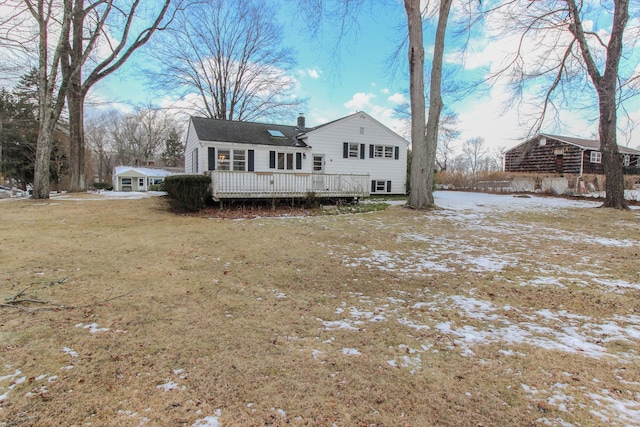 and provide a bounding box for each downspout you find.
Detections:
[577,149,585,193]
